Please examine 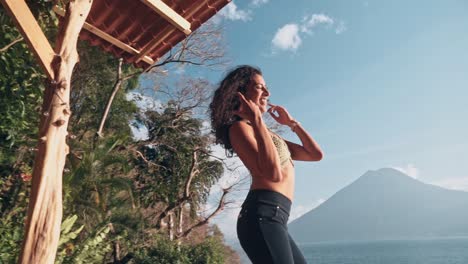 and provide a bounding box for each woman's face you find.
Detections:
[244,74,270,113]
